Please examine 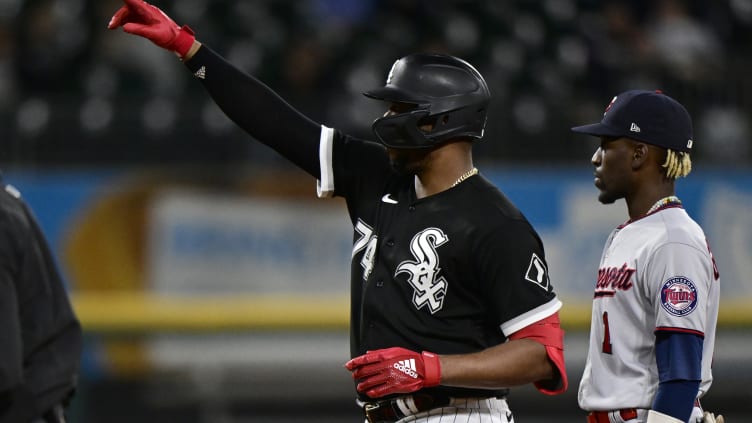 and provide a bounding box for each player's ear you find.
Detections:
[630,142,649,170]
